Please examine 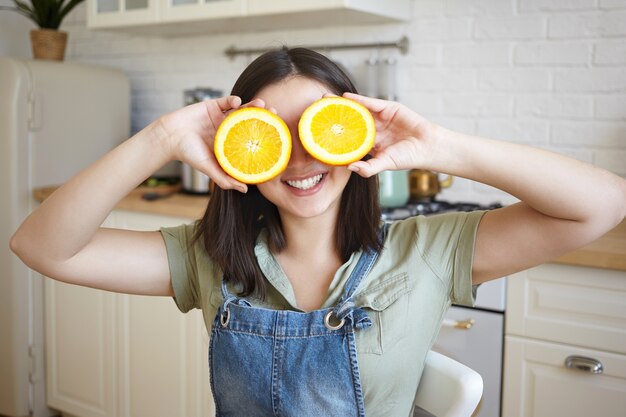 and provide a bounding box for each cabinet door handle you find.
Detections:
[564,355,603,374]
[442,318,475,330]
